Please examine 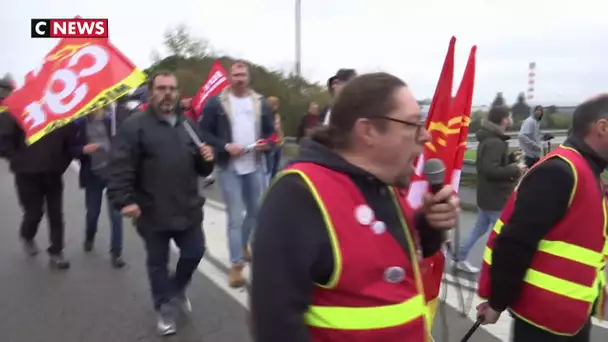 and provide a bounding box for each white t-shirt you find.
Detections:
[229,94,257,175]
[323,109,332,126]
